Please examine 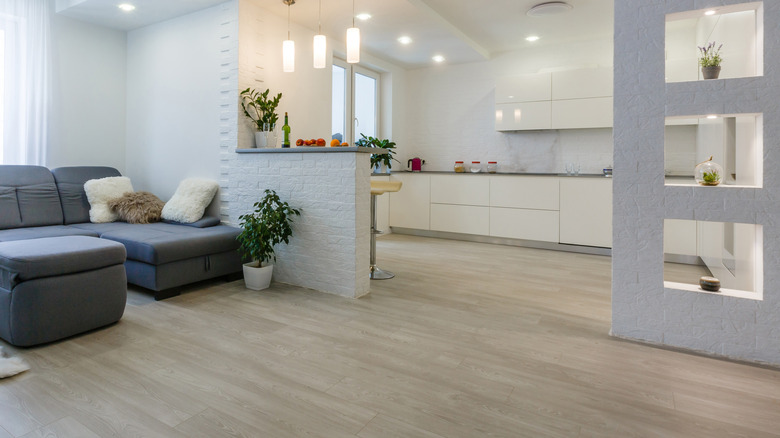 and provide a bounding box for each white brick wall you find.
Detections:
[227,152,371,298]
[613,0,780,365]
